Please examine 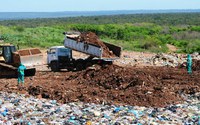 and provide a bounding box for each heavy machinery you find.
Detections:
[47,33,121,71]
[0,44,43,77]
